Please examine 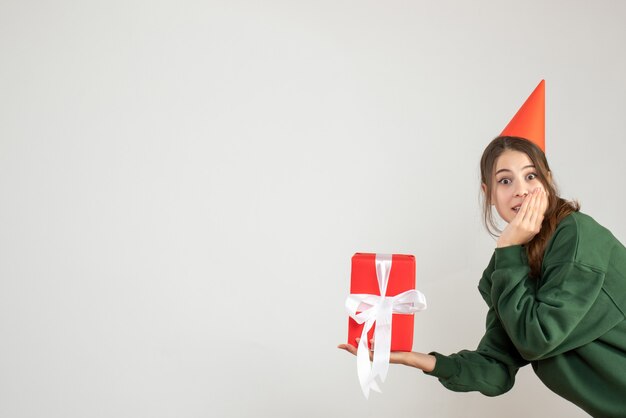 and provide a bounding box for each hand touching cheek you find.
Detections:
[497,188,547,248]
